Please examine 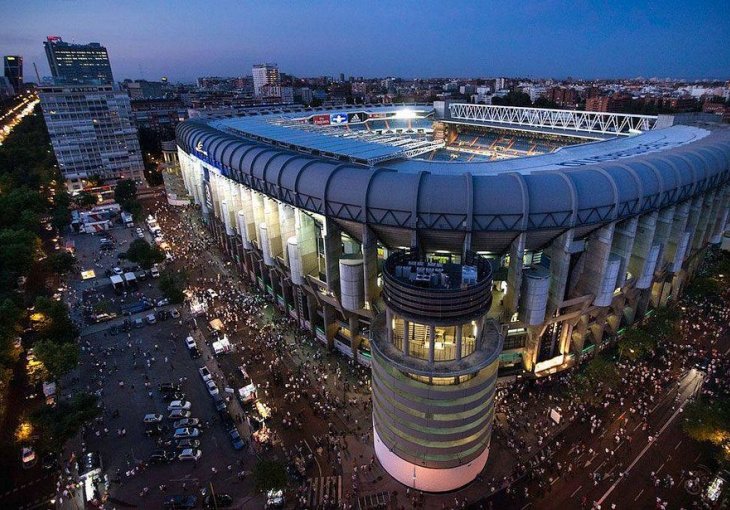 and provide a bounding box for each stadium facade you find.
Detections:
[176,102,730,492]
